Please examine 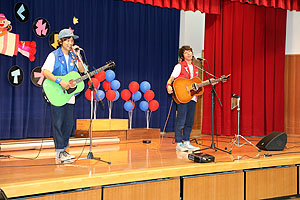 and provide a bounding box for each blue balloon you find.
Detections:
[140,81,151,93]
[105,70,115,82]
[132,91,142,101]
[113,90,120,102]
[139,101,149,111]
[124,101,133,111]
[111,80,120,90]
[95,90,105,101]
